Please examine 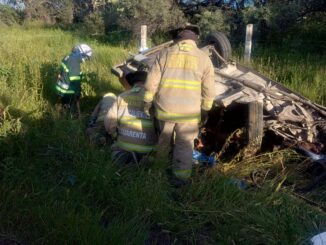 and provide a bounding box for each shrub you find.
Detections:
[194,9,231,37]
[83,12,105,36]
[117,0,185,37]
[0,4,22,26]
